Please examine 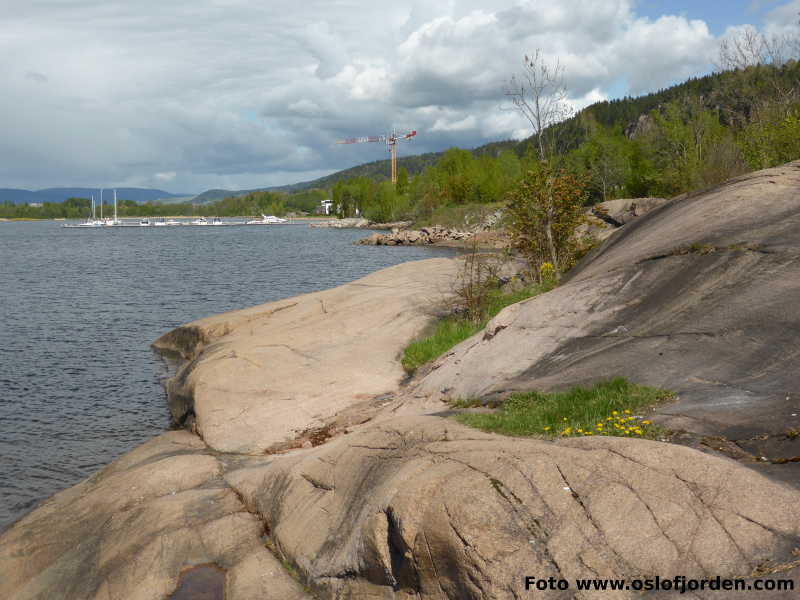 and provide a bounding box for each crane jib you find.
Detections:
[336,136,386,144]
